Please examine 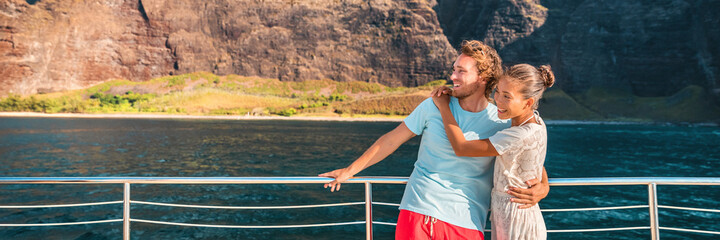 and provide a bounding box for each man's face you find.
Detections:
[450,54,485,99]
